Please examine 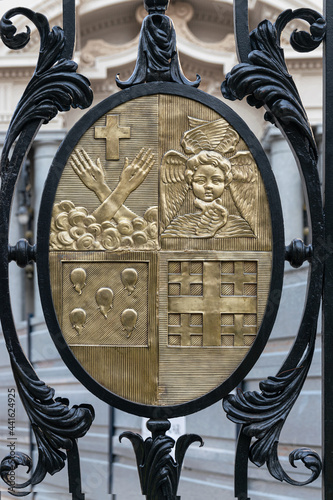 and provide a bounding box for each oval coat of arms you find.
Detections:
[37,83,284,417]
